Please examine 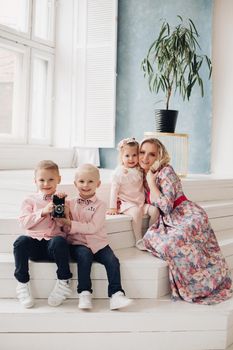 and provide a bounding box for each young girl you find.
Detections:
[107,138,159,249]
